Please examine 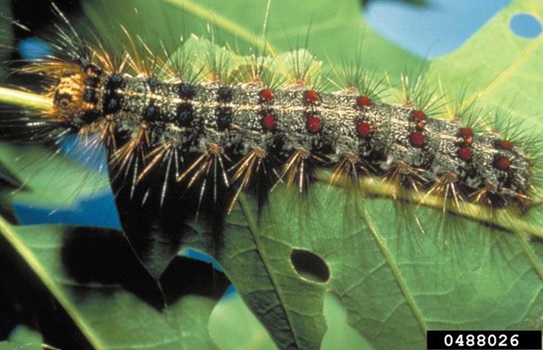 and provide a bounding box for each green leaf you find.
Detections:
[0,143,109,210]
[84,0,422,78]
[0,219,220,350]
[208,292,277,350]
[1,325,47,350]
[0,342,43,350]
[218,184,543,349]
